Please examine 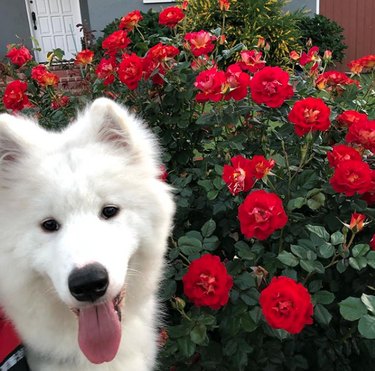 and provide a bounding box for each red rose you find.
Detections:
[288,97,331,137]
[102,30,131,55]
[259,276,313,334]
[370,234,375,251]
[222,155,255,195]
[51,95,70,110]
[31,65,59,87]
[238,50,266,73]
[249,66,293,108]
[349,55,375,73]
[362,170,375,206]
[118,53,143,90]
[182,254,233,310]
[299,46,320,66]
[348,213,367,233]
[327,144,362,168]
[336,110,368,127]
[238,190,288,240]
[74,49,94,65]
[95,56,117,85]
[184,30,216,57]
[316,71,359,94]
[6,46,33,67]
[3,80,31,111]
[345,120,375,153]
[159,6,185,28]
[224,63,250,101]
[194,67,226,102]
[119,10,143,31]
[330,160,372,196]
[249,155,275,179]
[143,43,179,85]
